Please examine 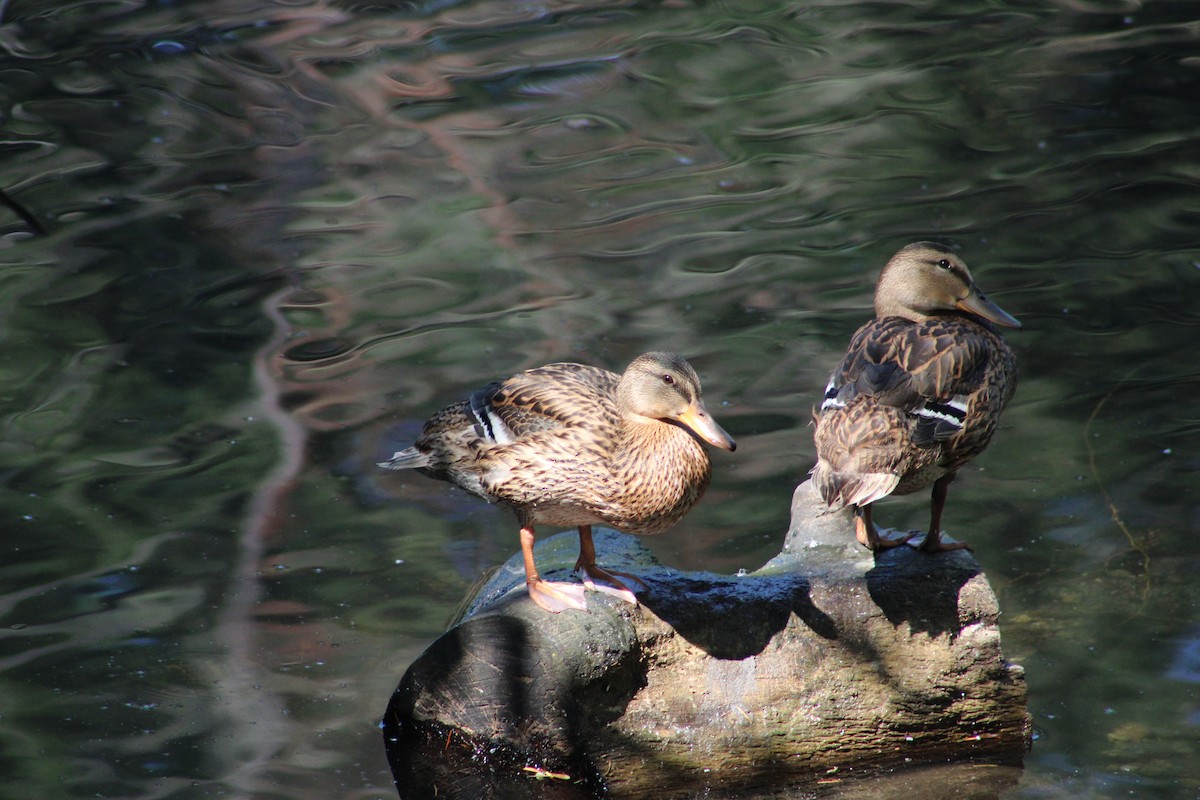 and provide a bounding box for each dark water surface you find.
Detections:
[2,1,1199,798]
